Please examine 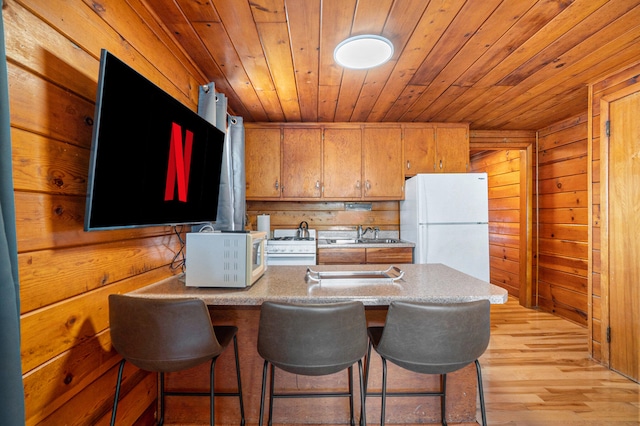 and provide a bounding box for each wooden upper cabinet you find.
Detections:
[281,128,322,199]
[246,123,466,200]
[246,127,282,199]
[323,127,362,199]
[363,127,404,199]
[404,126,436,175]
[402,124,469,175]
[435,125,469,173]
